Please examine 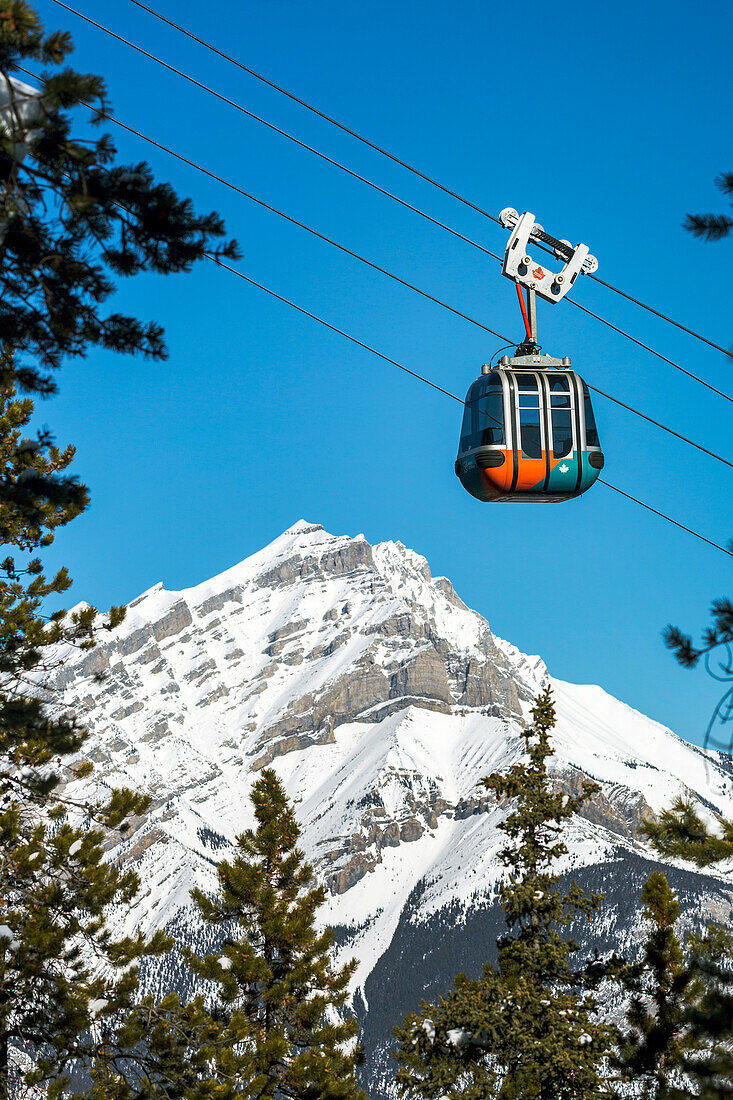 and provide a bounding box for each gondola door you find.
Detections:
[511,372,547,493]
[542,371,583,497]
